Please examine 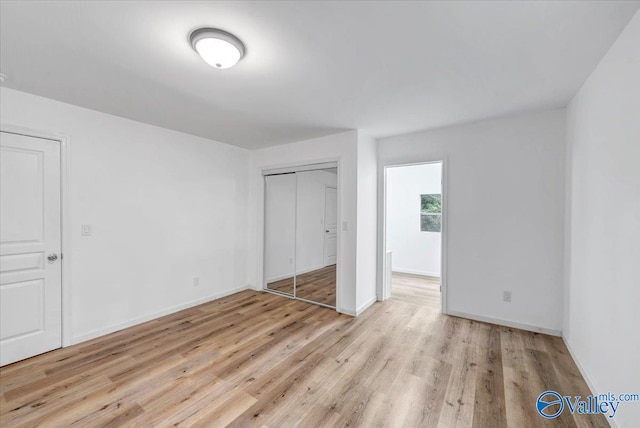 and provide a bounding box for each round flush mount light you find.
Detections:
[189,28,245,69]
